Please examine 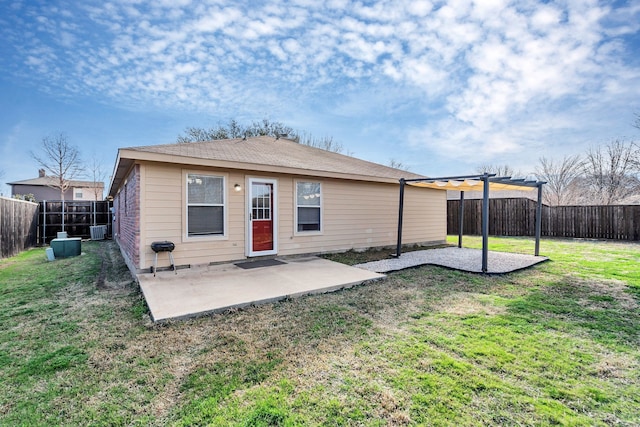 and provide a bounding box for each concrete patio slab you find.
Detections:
[137,257,385,322]
[355,247,548,274]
